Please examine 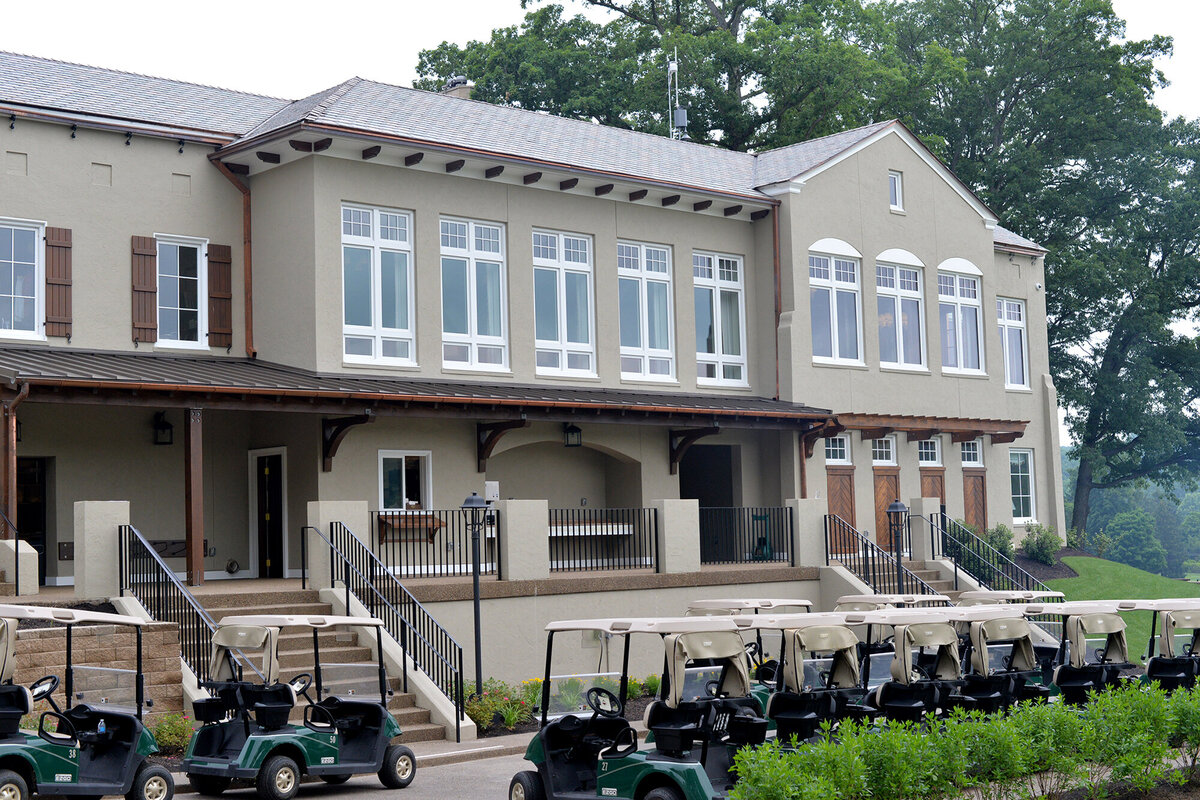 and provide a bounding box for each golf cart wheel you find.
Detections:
[508,771,544,800]
[0,769,28,800]
[319,774,352,785]
[378,744,416,789]
[188,774,232,796]
[644,787,684,800]
[257,755,301,800]
[126,763,174,800]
